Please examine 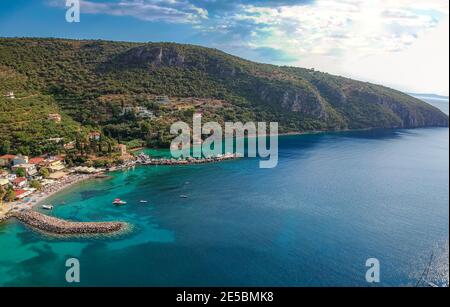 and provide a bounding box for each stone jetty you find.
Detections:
[136,153,242,166]
[12,210,126,235]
